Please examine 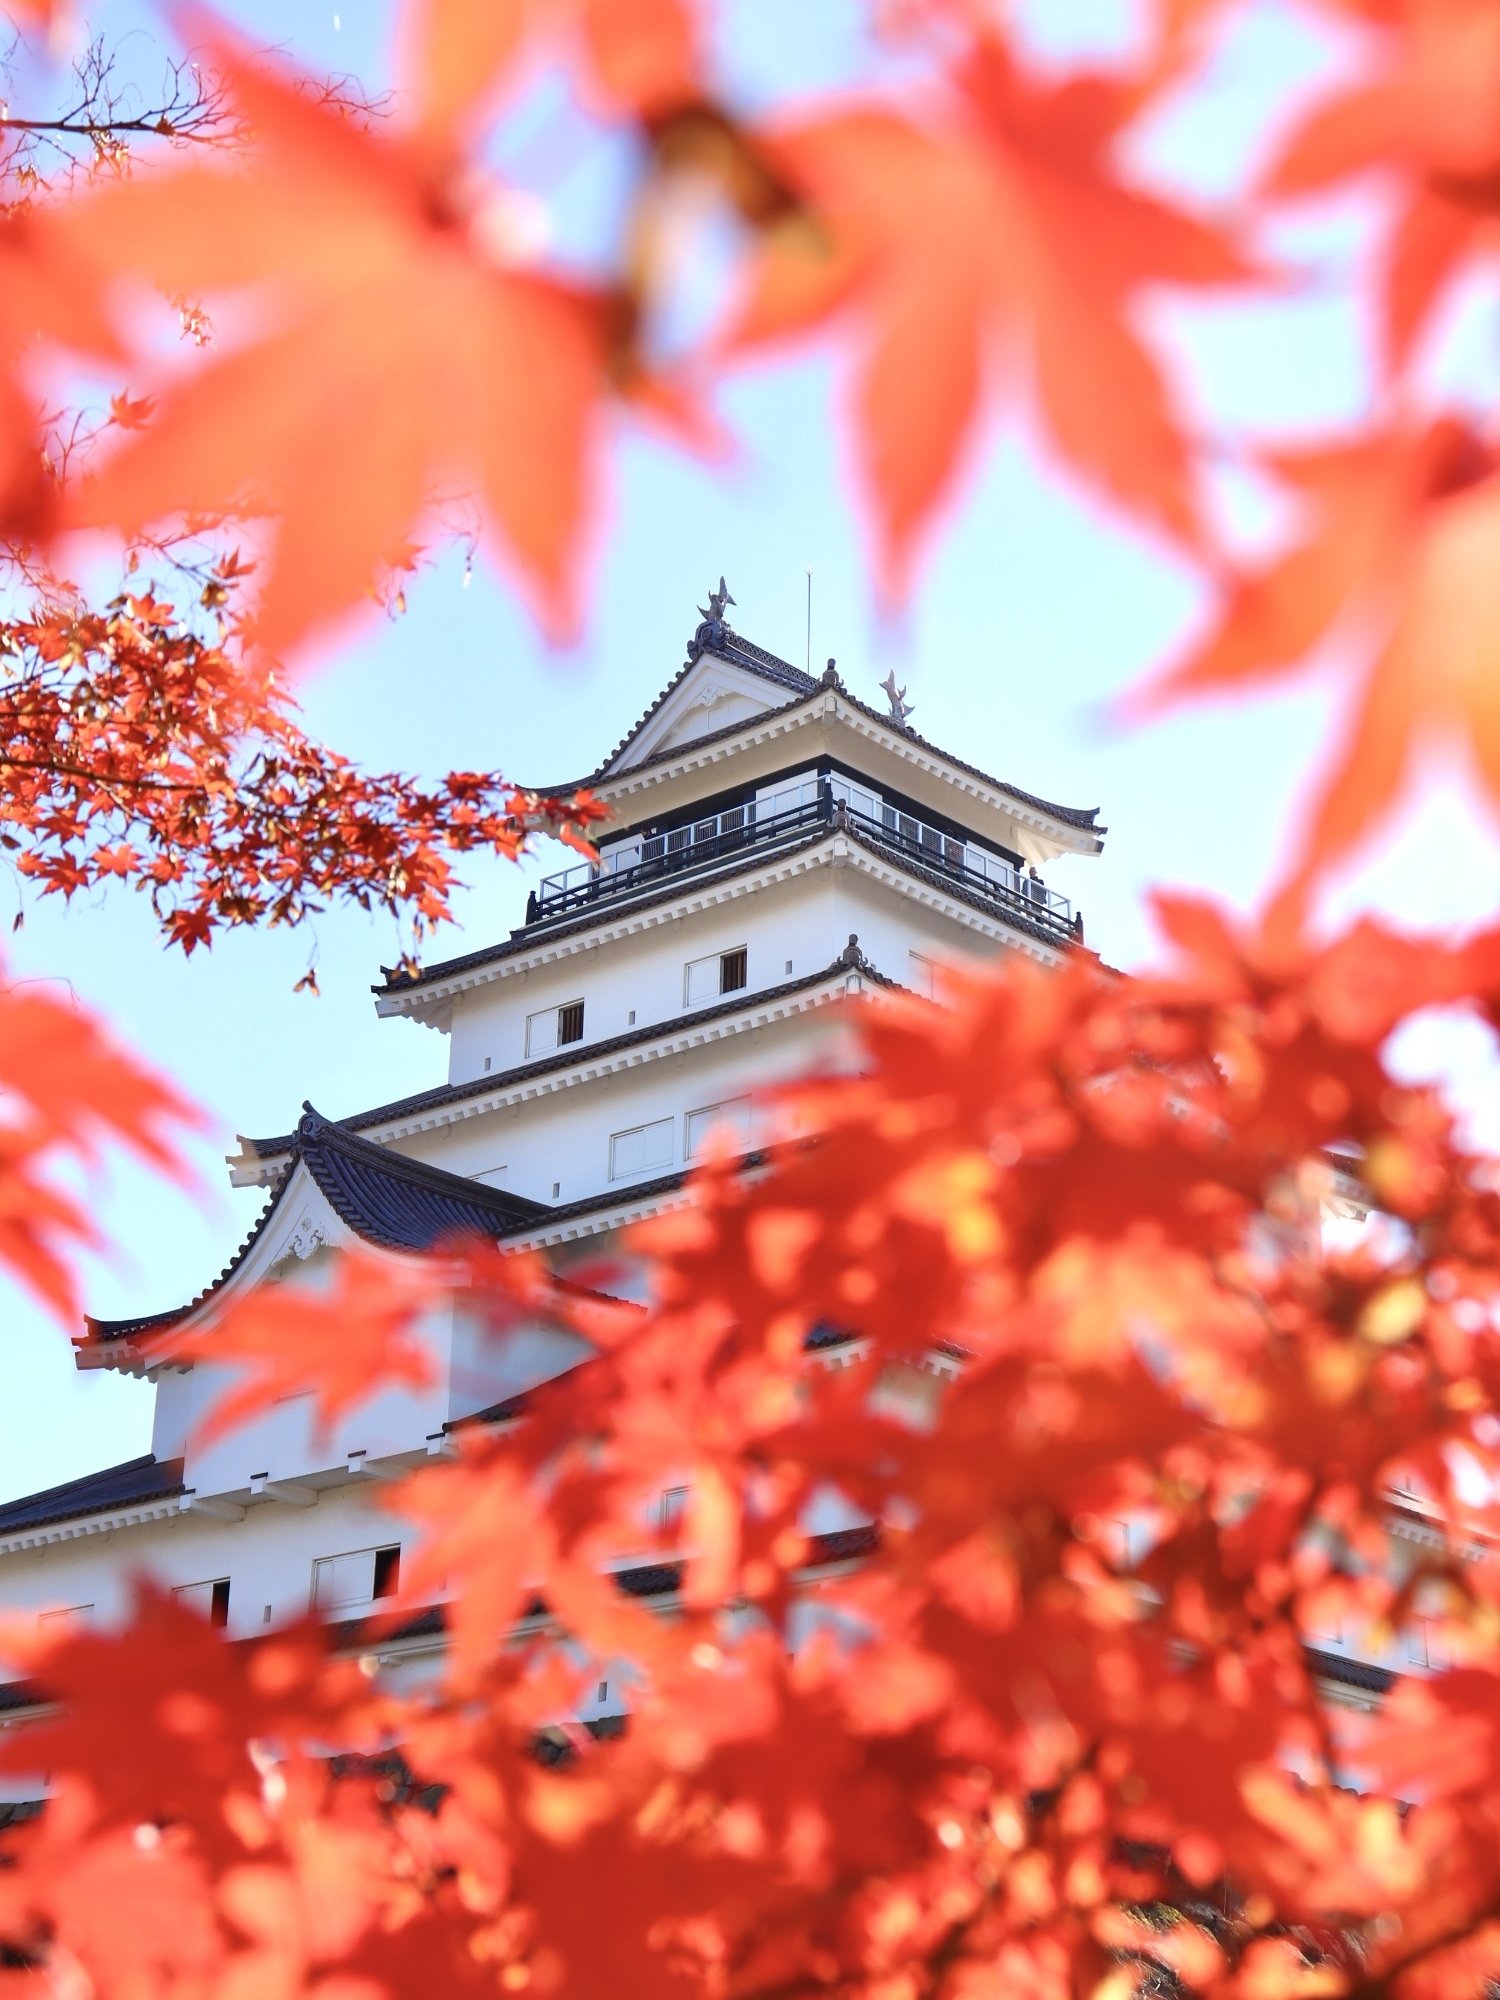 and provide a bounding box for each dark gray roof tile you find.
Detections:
[0,1454,186,1535]
[88,1110,551,1345]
